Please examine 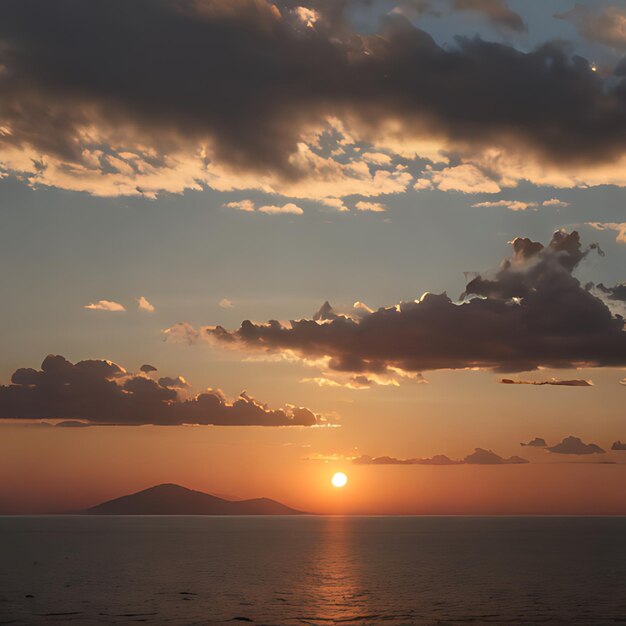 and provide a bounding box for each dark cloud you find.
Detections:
[463,448,528,464]
[0,355,320,427]
[547,436,605,455]
[521,437,547,448]
[140,364,158,373]
[203,231,626,375]
[451,0,525,33]
[501,378,593,386]
[0,0,626,190]
[611,441,626,451]
[158,376,191,389]
[352,448,528,465]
